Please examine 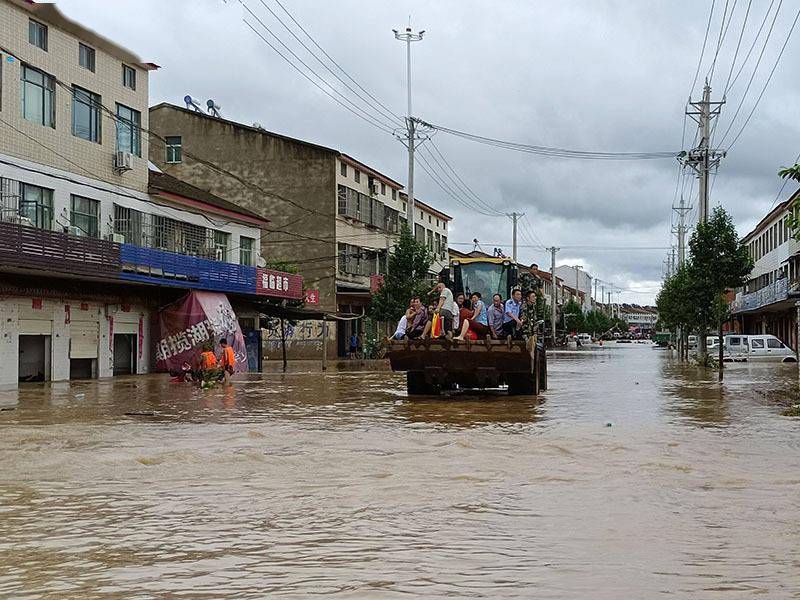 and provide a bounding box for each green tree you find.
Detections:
[778,163,800,239]
[562,298,585,334]
[690,207,752,369]
[368,225,433,322]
